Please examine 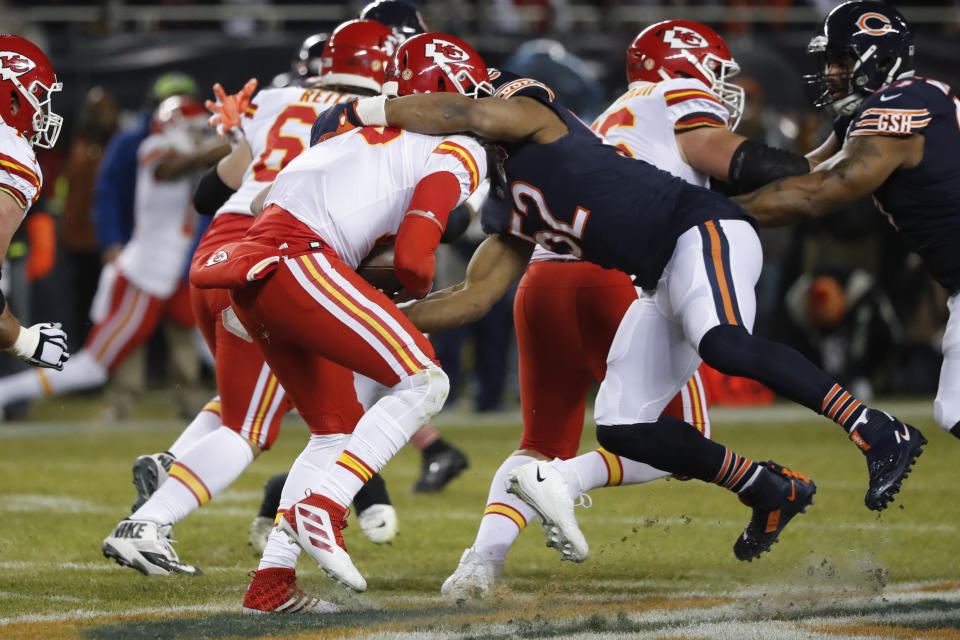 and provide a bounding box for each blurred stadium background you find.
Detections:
[6,0,960,415]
